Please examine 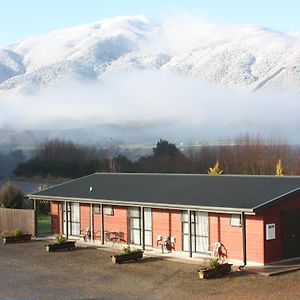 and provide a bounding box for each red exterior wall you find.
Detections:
[246,215,264,263]
[262,194,300,263]
[209,213,243,261]
[49,197,300,264]
[103,206,128,243]
[209,213,264,264]
[93,213,101,240]
[152,209,182,251]
[50,201,61,234]
[80,203,90,235]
